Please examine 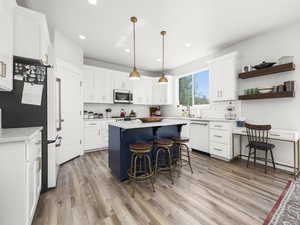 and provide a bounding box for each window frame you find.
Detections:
[177,67,210,108]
